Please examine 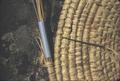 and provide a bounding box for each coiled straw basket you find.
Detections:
[36,0,120,81]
